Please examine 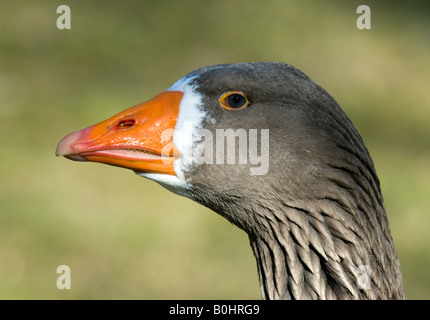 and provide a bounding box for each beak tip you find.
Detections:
[55,141,65,157]
[56,127,91,158]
